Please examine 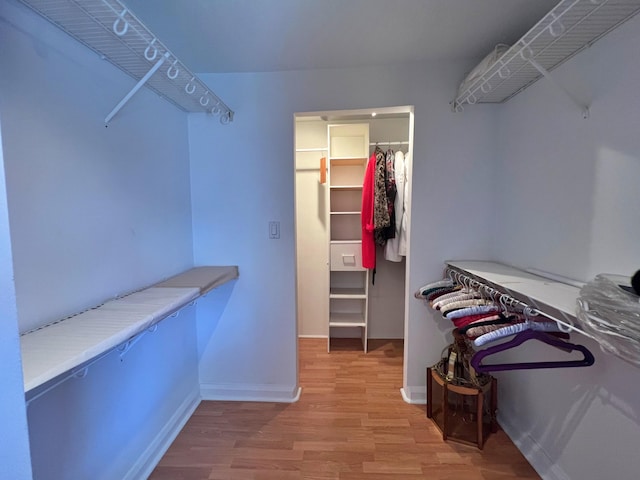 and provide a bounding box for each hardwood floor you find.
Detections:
[150,338,540,479]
